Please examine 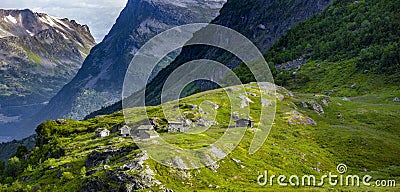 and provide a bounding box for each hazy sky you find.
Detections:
[1,0,128,42]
